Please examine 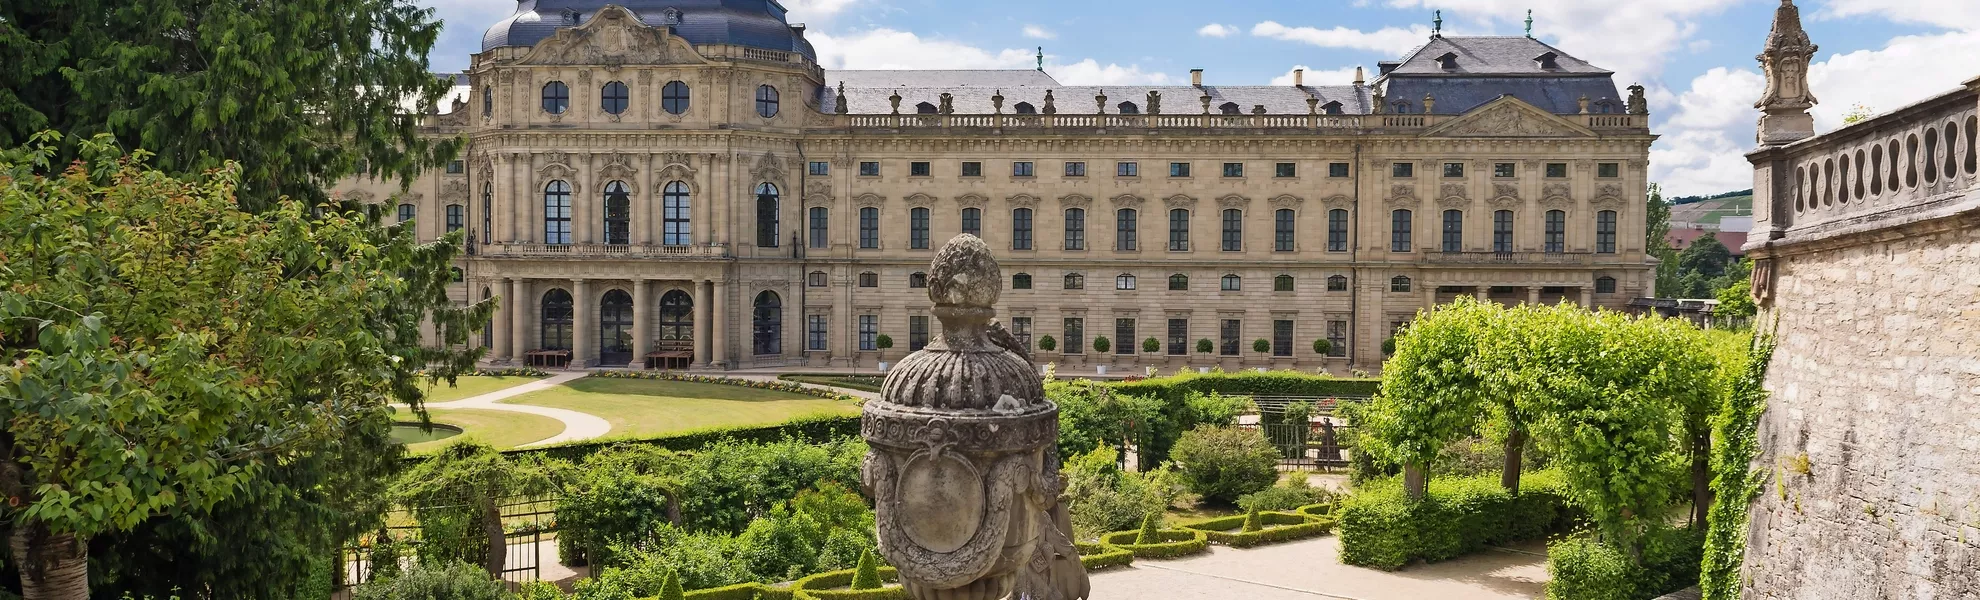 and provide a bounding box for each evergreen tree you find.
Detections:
[658,570,685,600]
[850,550,883,590]
[1134,512,1162,545]
[1242,507,1263,533]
